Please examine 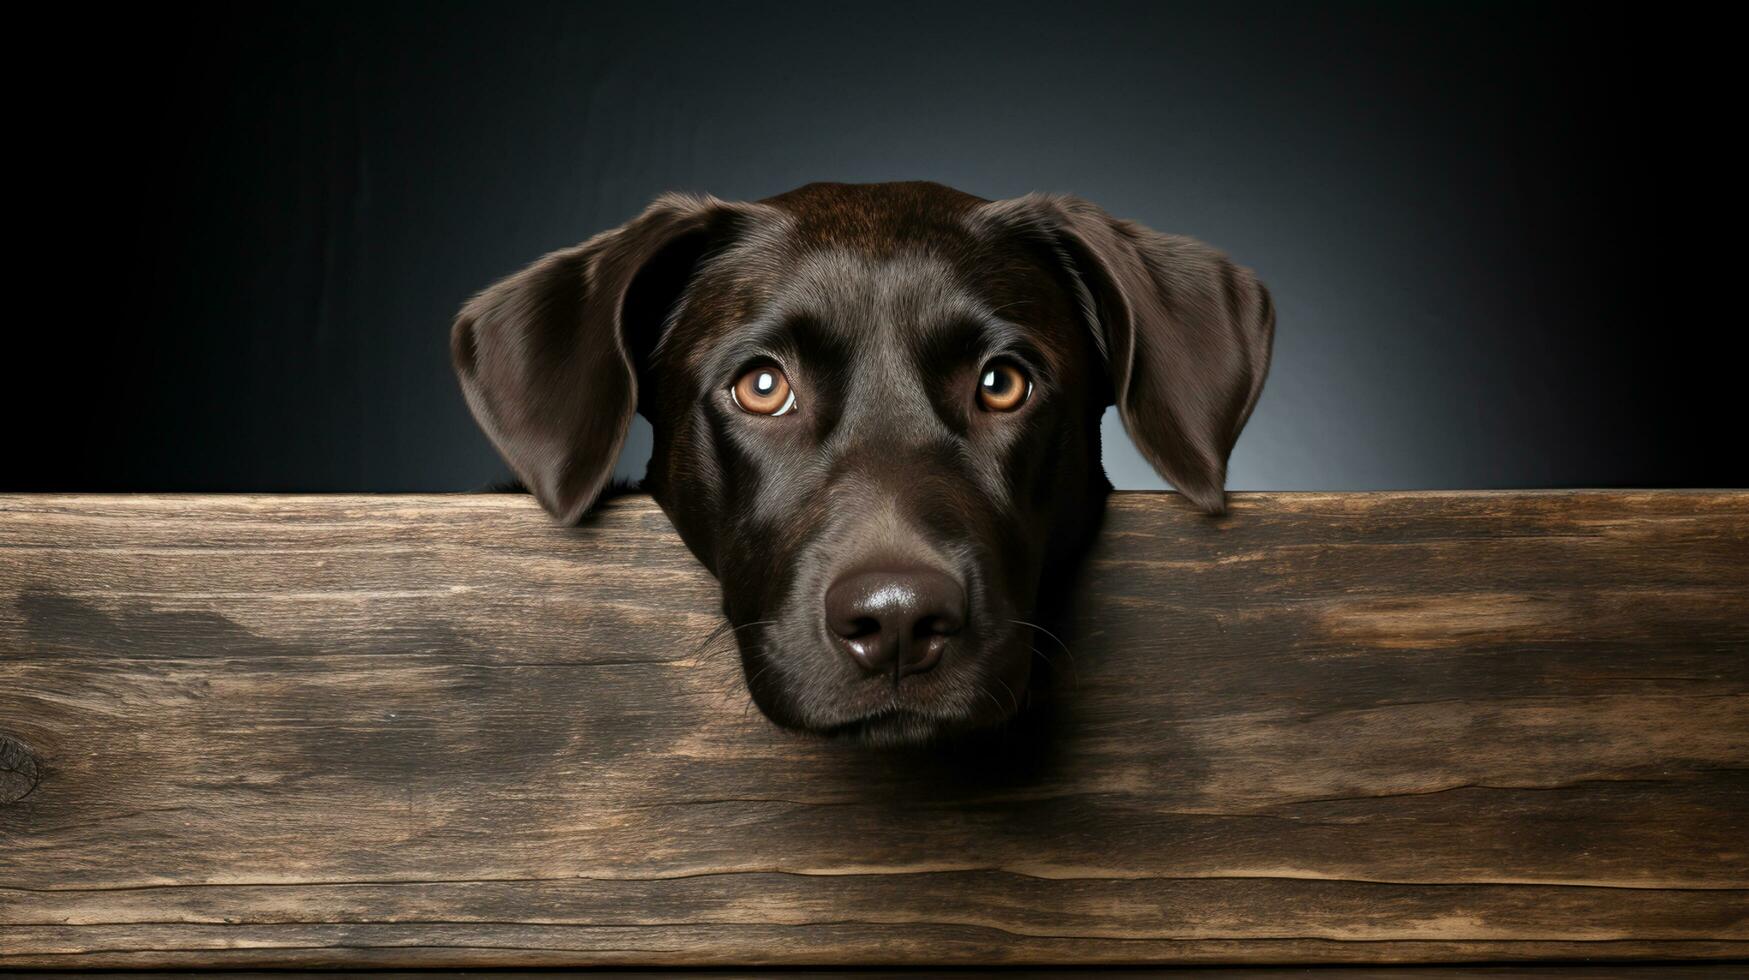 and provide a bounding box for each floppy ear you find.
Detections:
[976,194,1275,514]
[451,193,756,523]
